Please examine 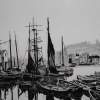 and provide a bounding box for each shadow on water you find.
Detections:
[0,79,94,100]
[0,80,15,100]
